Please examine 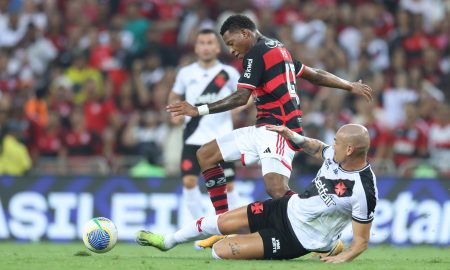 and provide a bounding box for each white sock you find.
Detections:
[165,215,221,248]
[183,186,204,219]
[227,188,242,210]
[211,247,222,259]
